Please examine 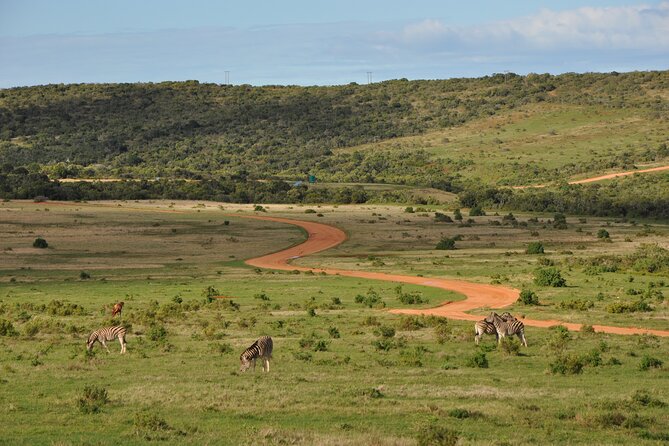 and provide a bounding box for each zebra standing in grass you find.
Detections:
[485,312,528,347]
[240,336,273,372]
[87,326,127,354]
[474,312,516,345]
